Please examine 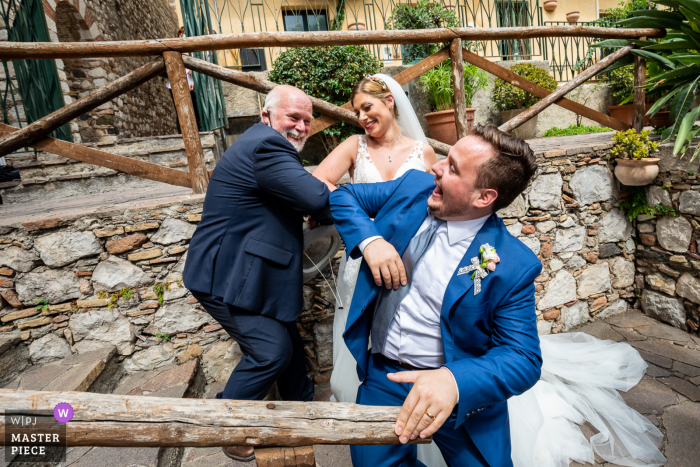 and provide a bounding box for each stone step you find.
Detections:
[63,358,203,467]
[2,346,119,393]
[0,132,224,205]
